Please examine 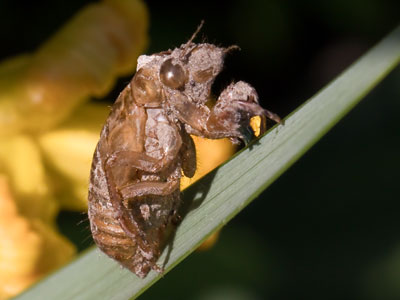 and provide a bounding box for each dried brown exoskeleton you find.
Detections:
[88,23,280,278]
